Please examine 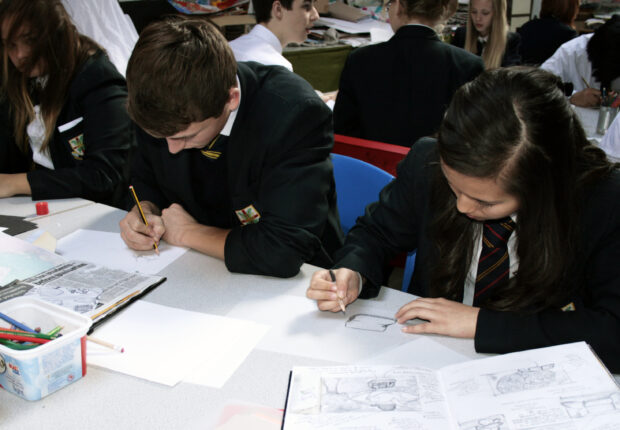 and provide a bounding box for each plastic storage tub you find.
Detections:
[0,296,92,401]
